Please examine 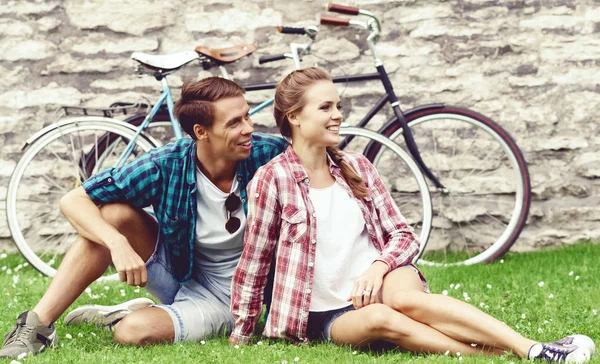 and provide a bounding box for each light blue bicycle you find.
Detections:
[6,25,430,280]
